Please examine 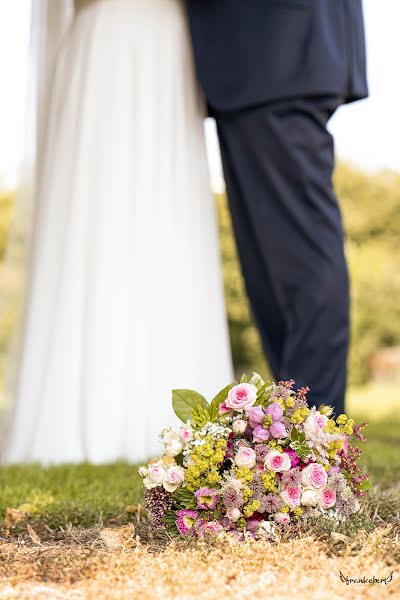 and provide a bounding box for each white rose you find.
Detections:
[163,465,185,492]
[301,488,319,507]
[164,439,183,457]
[161,429,180,442]
[232,419,247,434]
[234,446,256,469]
[258,520,276,537]
[143,476,159,490]
[148,464,166,484]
